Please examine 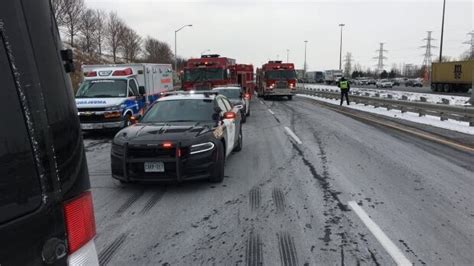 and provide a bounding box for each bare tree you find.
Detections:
[94,9,107,56]
[79,9,97,55]
[106,12,126,63]
[143,37,173,63]
[61,0,85,47]
[121,27,142,62]
[51,0,66,26]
